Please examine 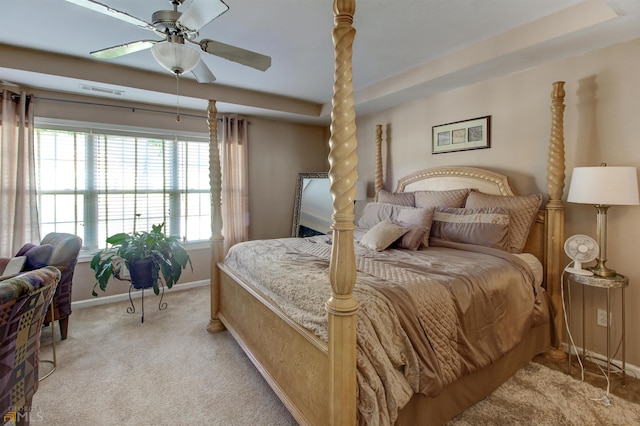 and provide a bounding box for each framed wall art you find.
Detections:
[432,115,491,154]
